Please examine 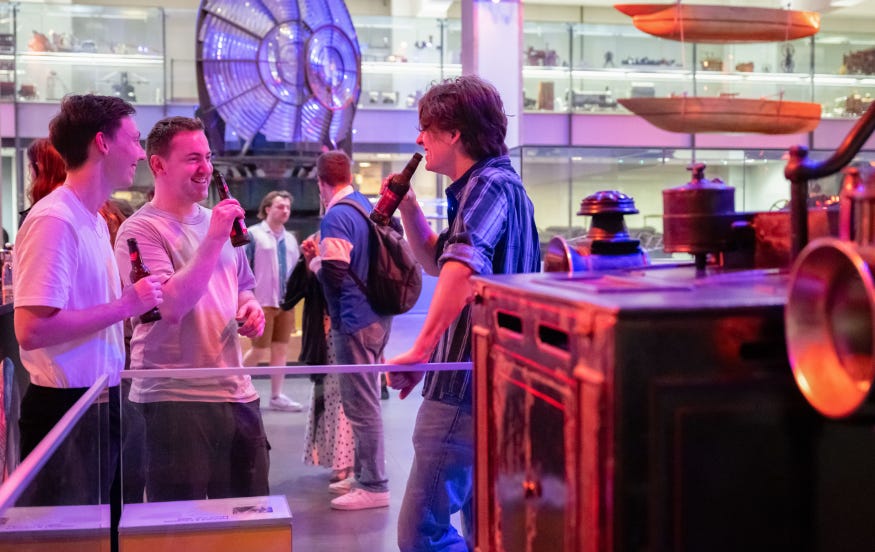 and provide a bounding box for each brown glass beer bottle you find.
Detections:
[127,238,161,323]
[370,152,423,226]
[211,169,251,247]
